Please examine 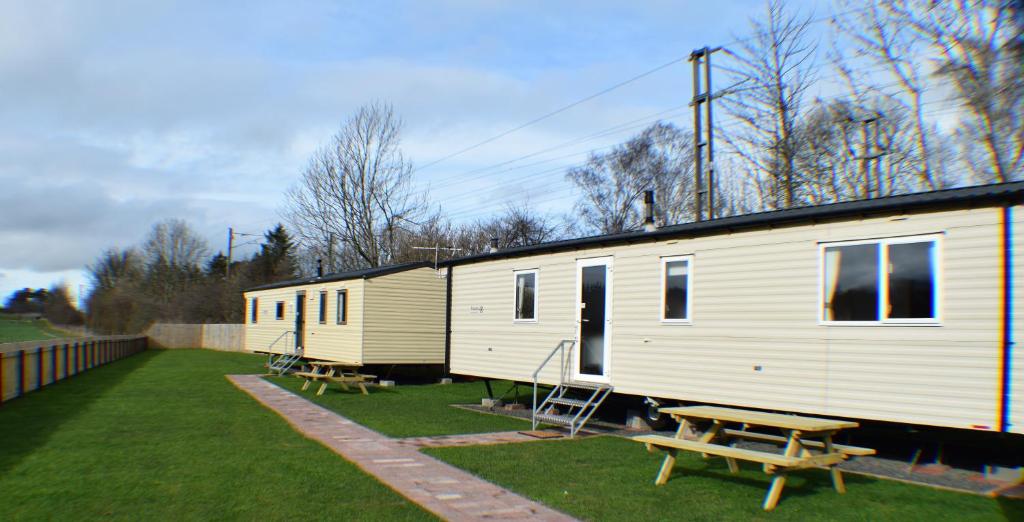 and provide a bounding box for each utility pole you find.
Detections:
[226,227,234,279]
[690,46,721,222]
